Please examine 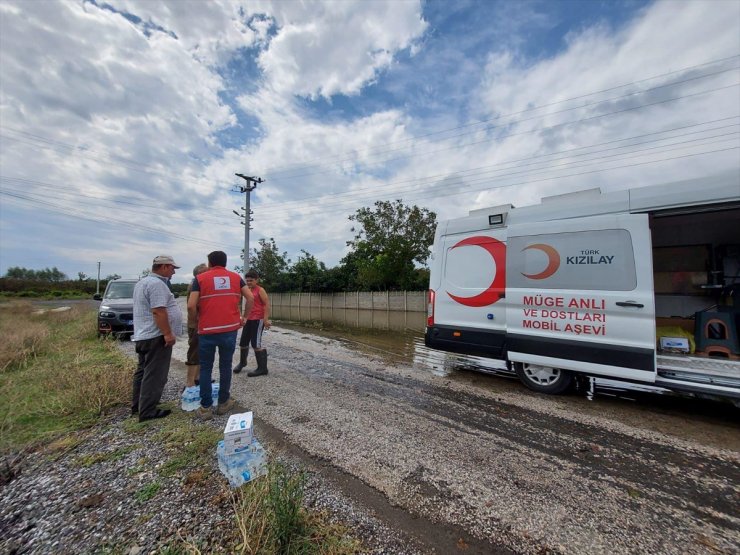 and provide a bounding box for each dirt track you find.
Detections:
[176,324,740,554]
